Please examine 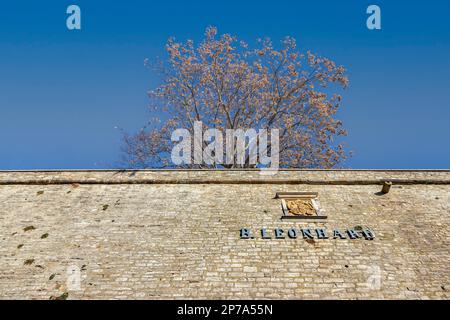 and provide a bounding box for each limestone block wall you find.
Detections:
[0,170,448,299]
